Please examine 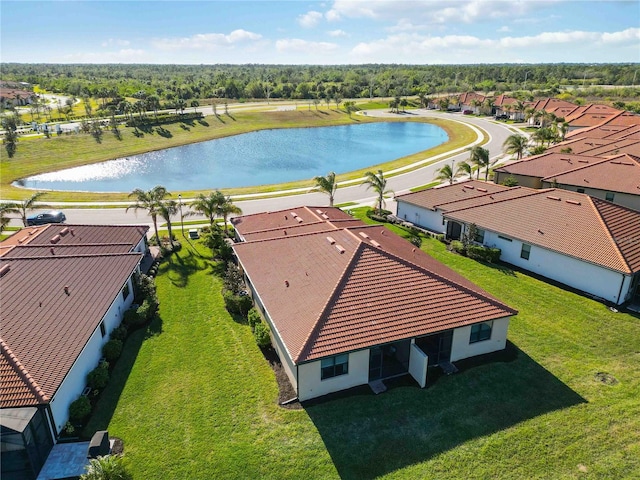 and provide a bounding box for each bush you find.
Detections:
[450,240,466,255]
[254,321,271,348]
[467,245,501,263]
[408,235,422,247]
[133,272,157,304]
[435,234,446,243]
[110,324,128,342]
[247,308,262,329]
[501,175,519,187]
[69,395,91,423]
[366,208,392,222]
[137,298,158,323]
[223,291,253,317]
[86,364,109,390]
[122,307,145,330]
[102,339,123,362]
